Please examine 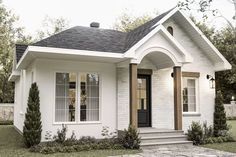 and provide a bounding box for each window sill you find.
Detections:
[183,112,201,117]
[53,121,101,125]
